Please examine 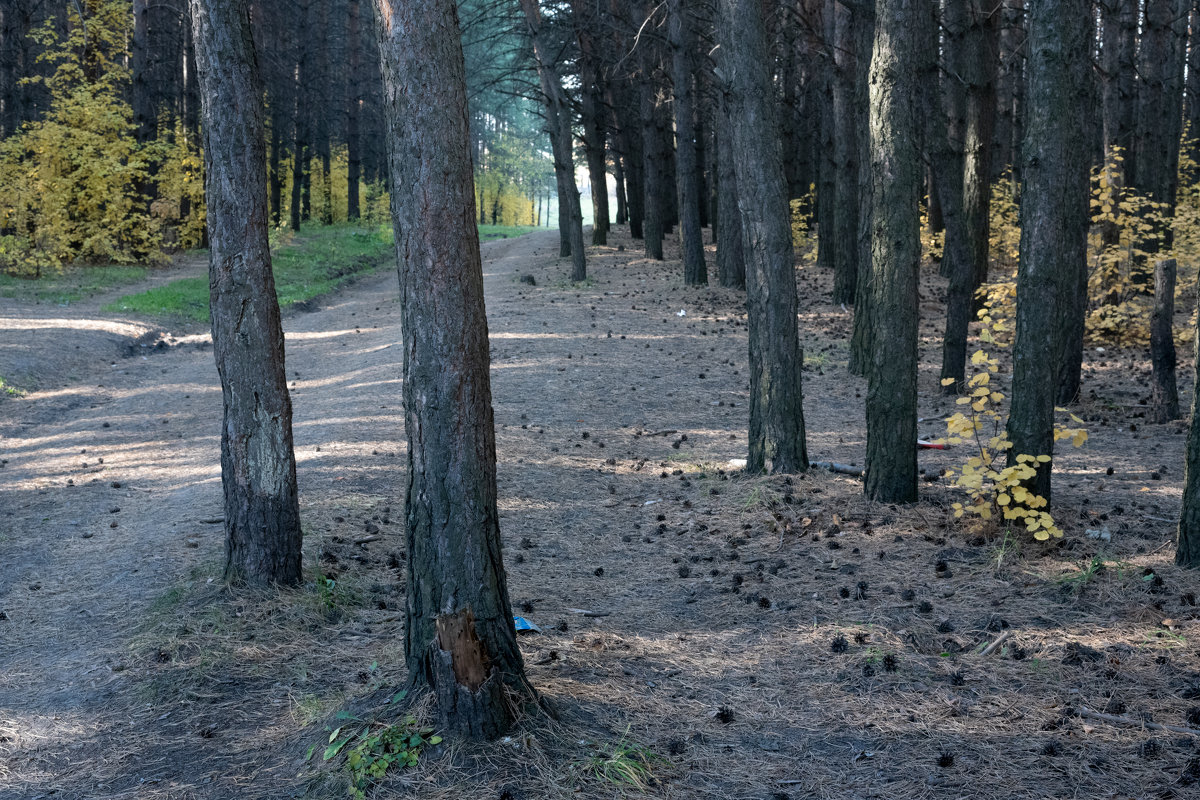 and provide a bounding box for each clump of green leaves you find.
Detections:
[313,707,442,800]
[580,730,666,792]
[941,311,1087,541]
